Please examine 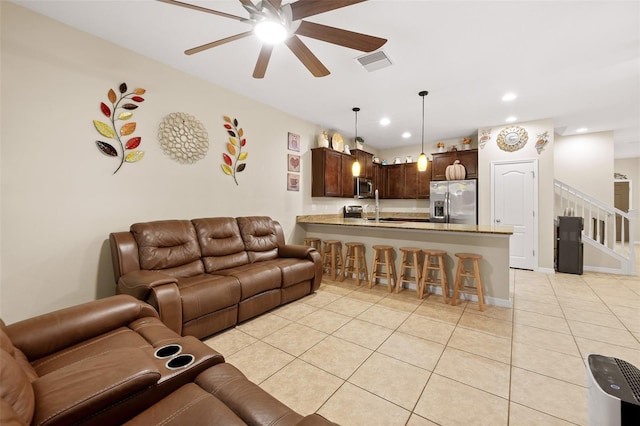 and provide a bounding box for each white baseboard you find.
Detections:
[369,282,512,308]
